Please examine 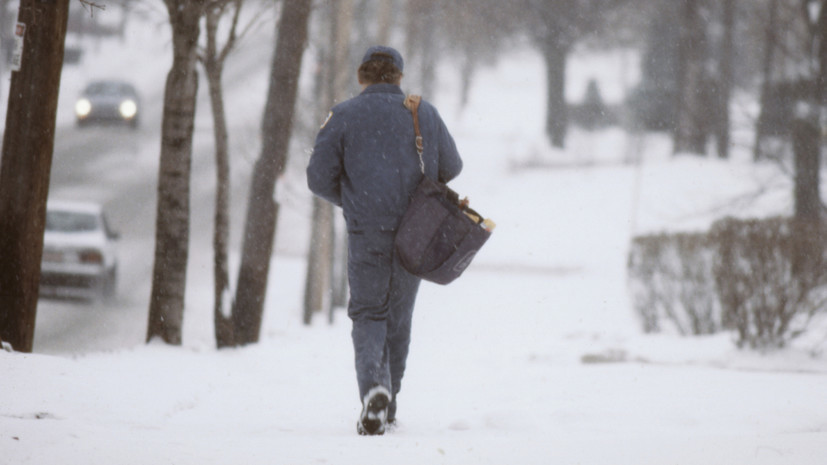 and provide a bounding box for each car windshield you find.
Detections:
[85,82,133,97]
[46,211,99,233]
